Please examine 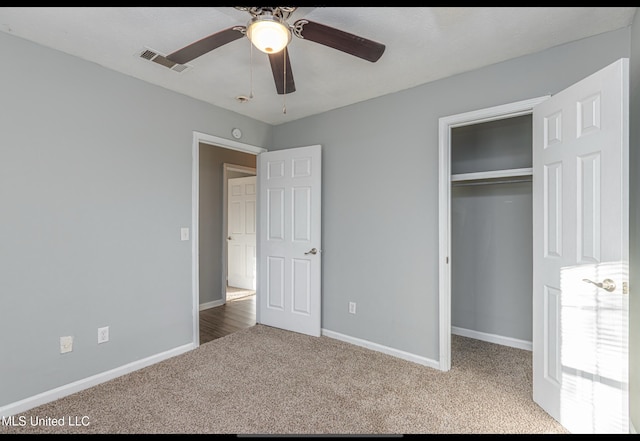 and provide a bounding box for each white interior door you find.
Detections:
[532,58,629,433]
[227,176,257,290]
[257,145,321,337]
